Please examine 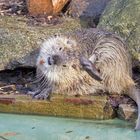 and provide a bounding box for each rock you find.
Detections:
[98,0,140,68]
[27,0,53,16]
[117,104,137,122]
[67,0,111,27]
[0,0,27,15]
[0,15,83,71]
[0,95,115,119]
